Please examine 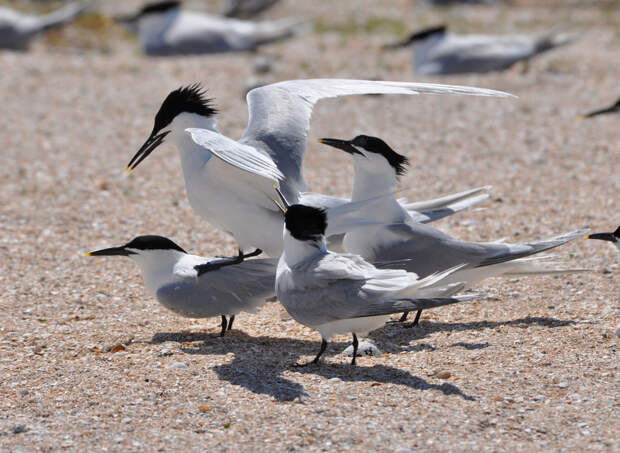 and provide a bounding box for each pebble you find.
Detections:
[253,56,273,74]
[167,362,188,369]
[616,323,620,338]
[341,341,382,357]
